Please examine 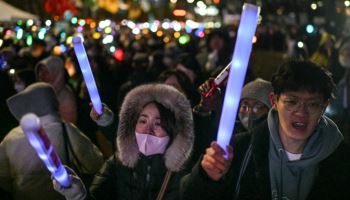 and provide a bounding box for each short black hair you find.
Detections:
[271,60,335,100]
